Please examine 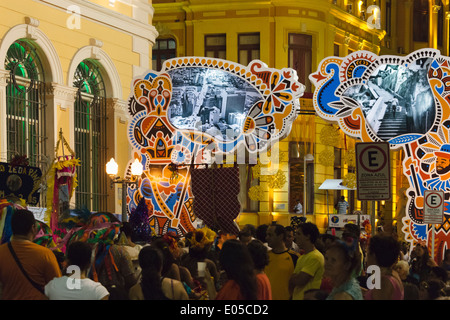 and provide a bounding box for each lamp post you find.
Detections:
[303,153,314,218]
[106,157,143,222]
